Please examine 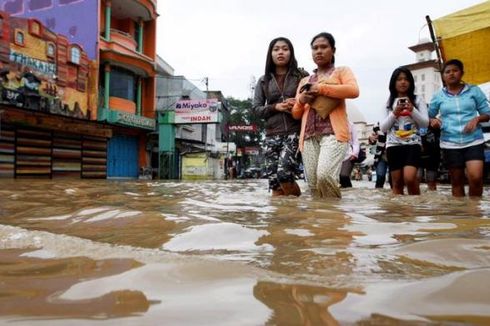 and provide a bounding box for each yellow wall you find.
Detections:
[63,88,89,115]
[182,153,210,180]
[11,30,48,62]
